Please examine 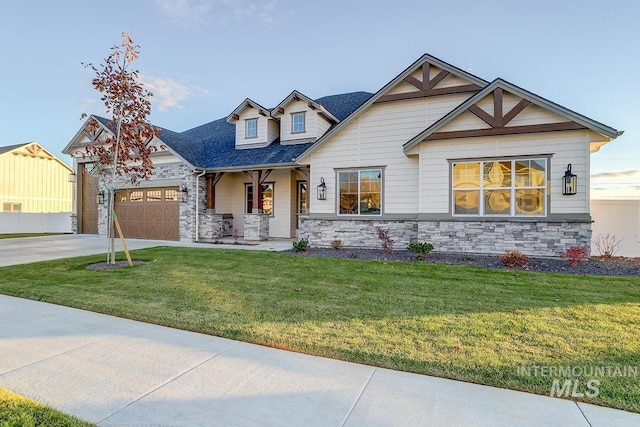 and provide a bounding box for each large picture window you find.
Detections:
[338,169,382,215]
[246,183,274,216]
[452,158,546,216]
